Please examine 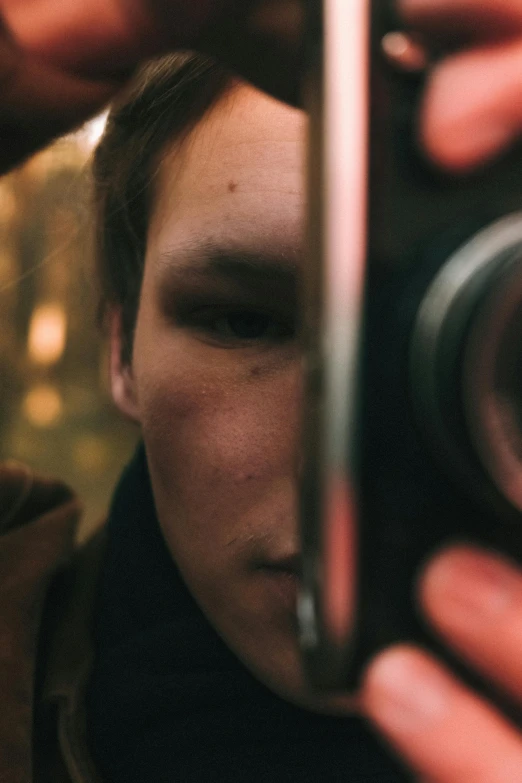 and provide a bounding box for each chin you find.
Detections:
[241,628,358,717]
